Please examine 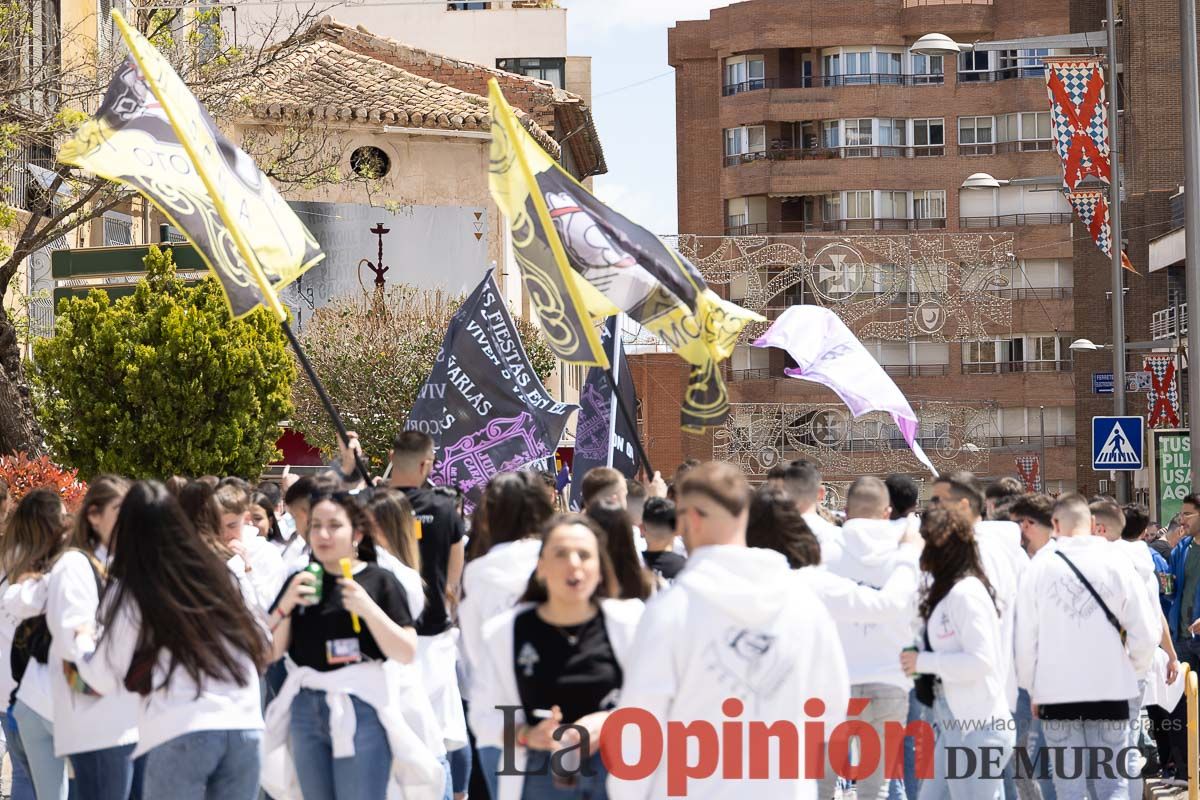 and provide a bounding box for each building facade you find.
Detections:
[648,0,1080,495]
